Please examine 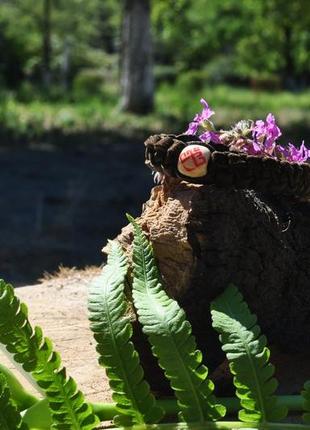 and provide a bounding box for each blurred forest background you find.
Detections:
[0,0,309,284]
